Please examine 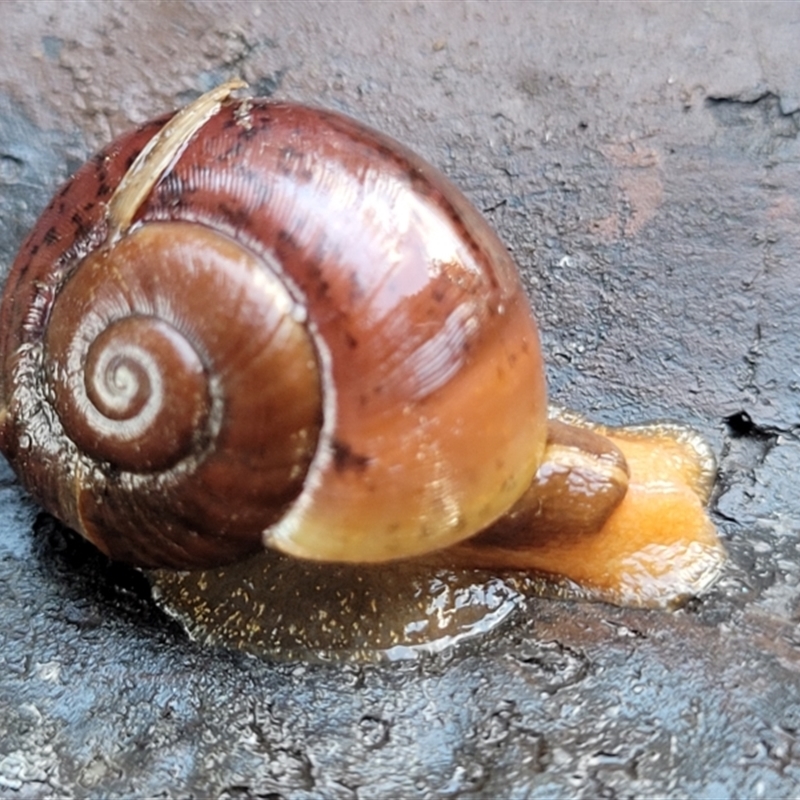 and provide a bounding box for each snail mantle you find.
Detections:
[0,82,723,659]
